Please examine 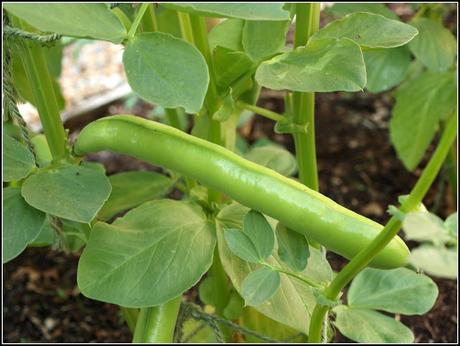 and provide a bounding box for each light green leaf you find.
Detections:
[364,47,411,93]
[310,12,418,48]
[123,32,209,113]
[390,71,457,170]
[445,212,457,237]
[213,46,253,90]
[209,19,244,51]
[276,224,309,272]
[244,145,297,177]
[242,20,289,62]
[3,187,45,263]
[181,318,216,343]
[98,171,174,221]
[244,210,275,260]
[224,229,260,263]
[348,267,438,315]
[409,17,457,72]
[4,3,126,43]
[326,3,399,20]
[216,202,332,332]
[241,267,280,306]
[21,165,111,223]
[403,211,452,245]
[410,245,457,279]
[240,307,307,343]
[333,306,414,343]
[256,38,366,92]
[3,134,35,182]
[77,199,216,307]
[162,3,290,21]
